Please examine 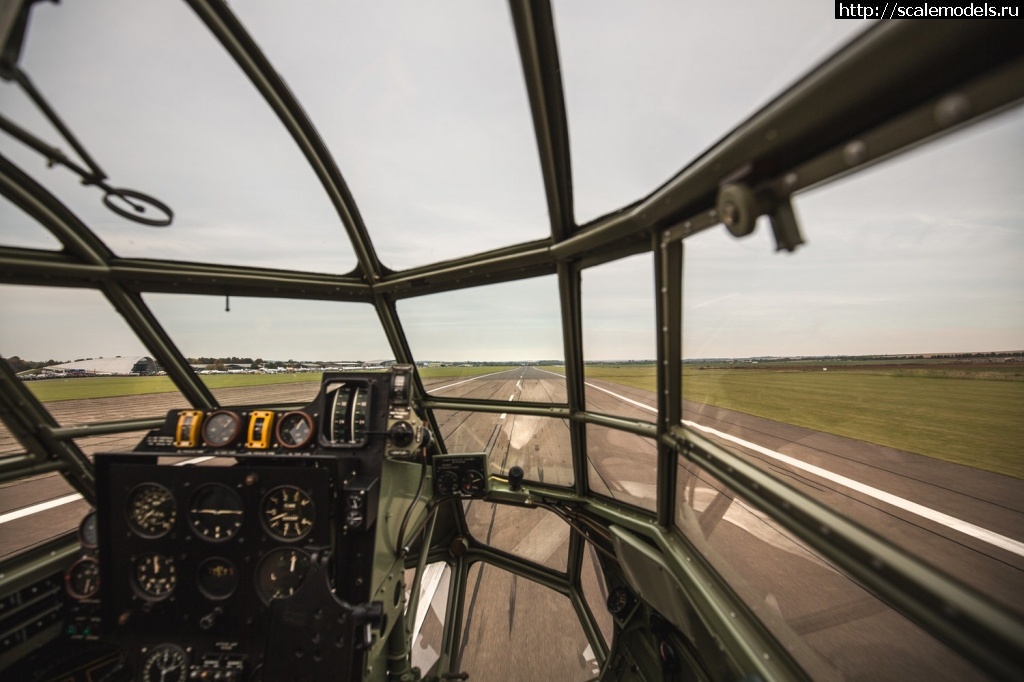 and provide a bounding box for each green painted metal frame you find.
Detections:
[0,1,1022,679]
